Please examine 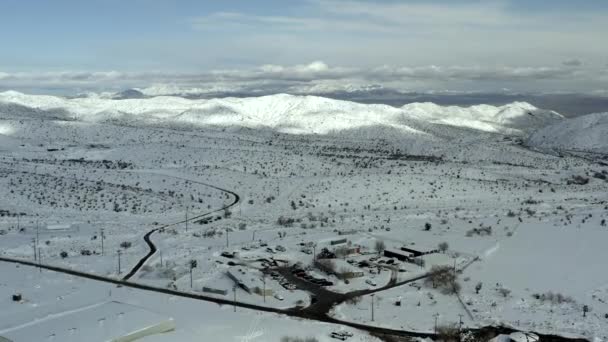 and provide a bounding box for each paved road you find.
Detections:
[277,266,429,318]
[0,256,437,339]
